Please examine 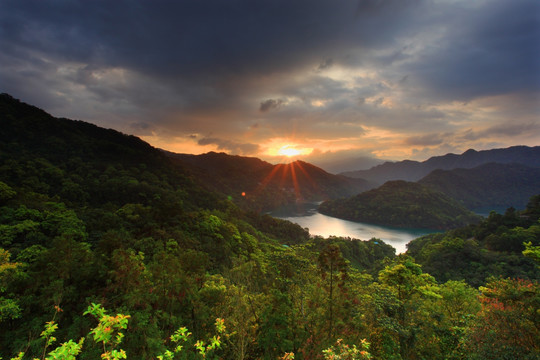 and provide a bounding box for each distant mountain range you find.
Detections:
[418,162,540,210]
[311,155,384,174]
[167,152,374,212]
[342,146,540,184]
[325,147,540,221]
